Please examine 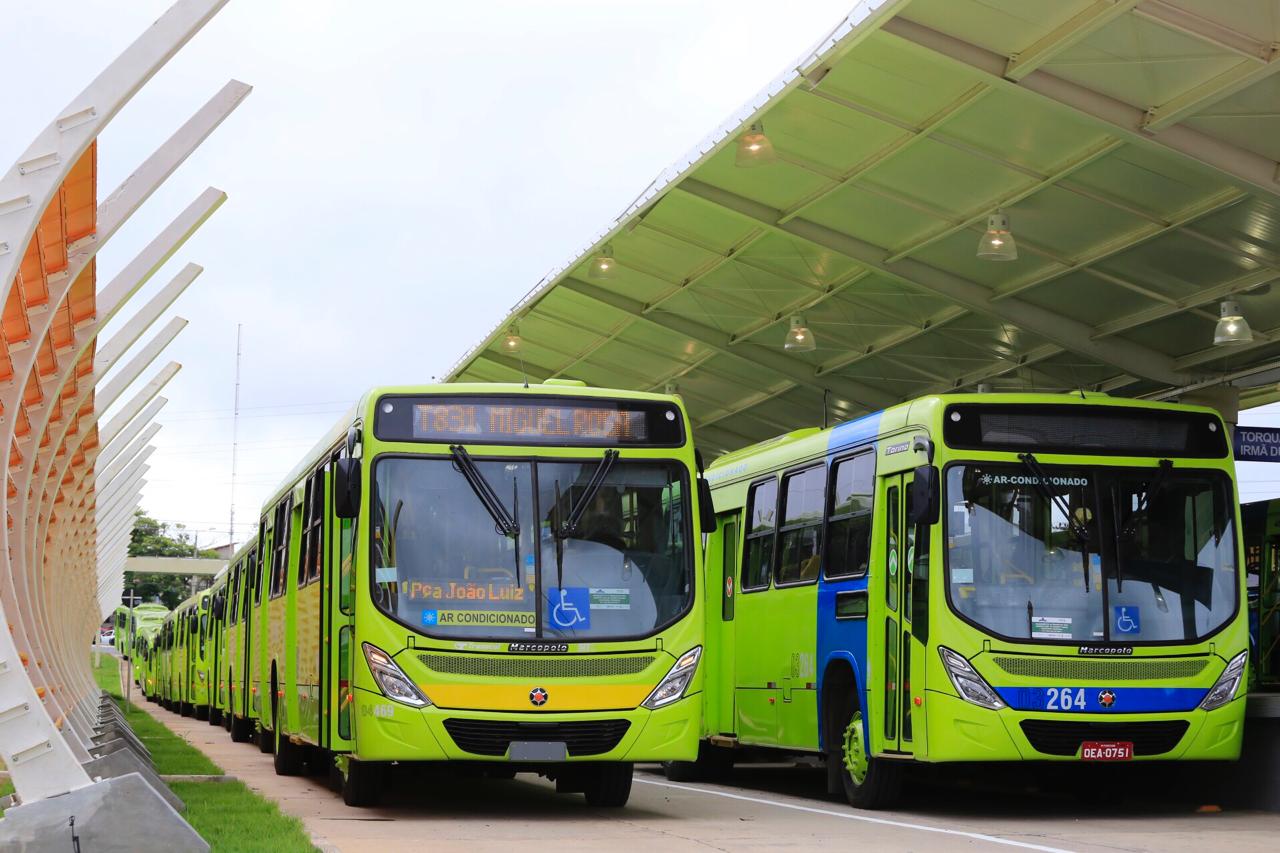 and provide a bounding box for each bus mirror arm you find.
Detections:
[698,478,716,534]
[335,457,362,519]
[909,465,940,526]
